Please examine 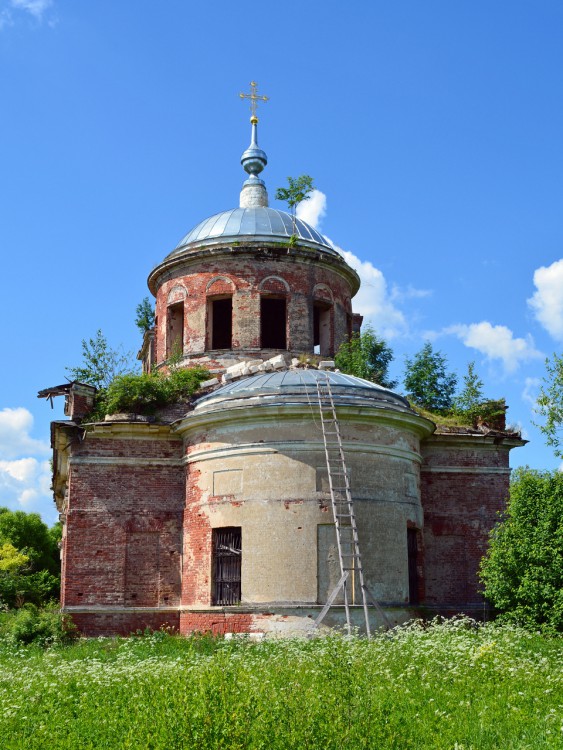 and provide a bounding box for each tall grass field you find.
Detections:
[1,618,562,749]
